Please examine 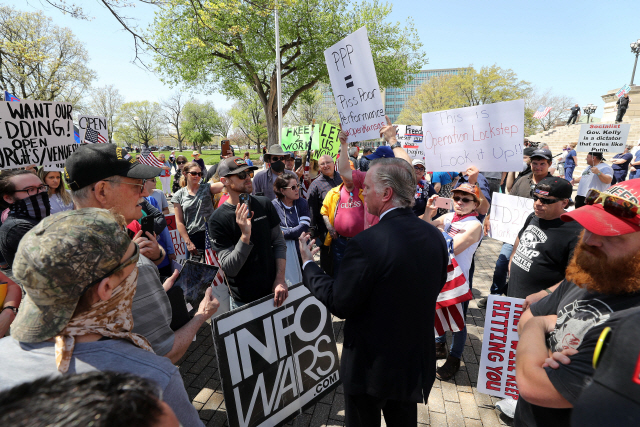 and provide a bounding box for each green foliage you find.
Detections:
[116,101,164,147]
[230,86,269,152]
[181,101,221,151]
[285,87,339,127]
